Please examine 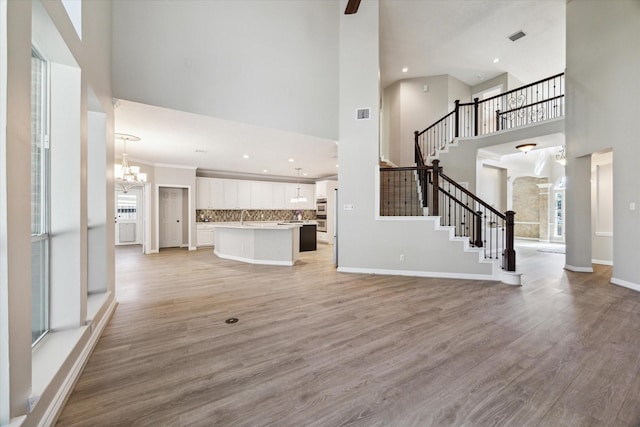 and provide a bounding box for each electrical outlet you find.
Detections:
[400,254,405,261]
